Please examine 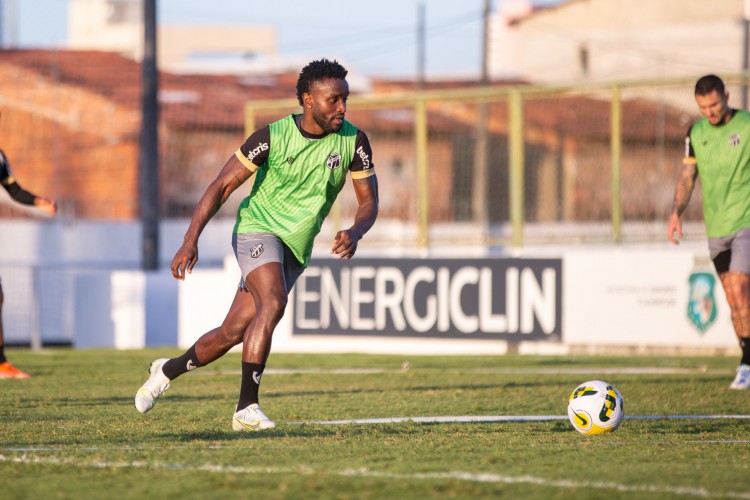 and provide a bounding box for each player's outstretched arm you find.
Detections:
[34,196,57,216]
[667,164,697,245]
[171,155,254,280]
[3,182,57,216]
[331,174,379,260]
[0,149,57,216]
